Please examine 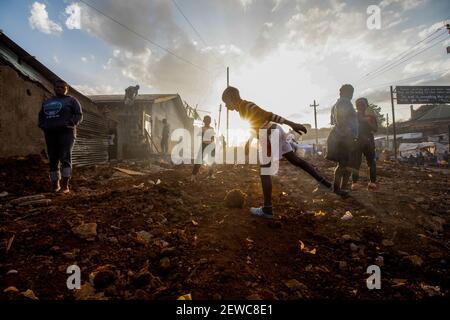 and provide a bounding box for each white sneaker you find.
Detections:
[250,207,273,219]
